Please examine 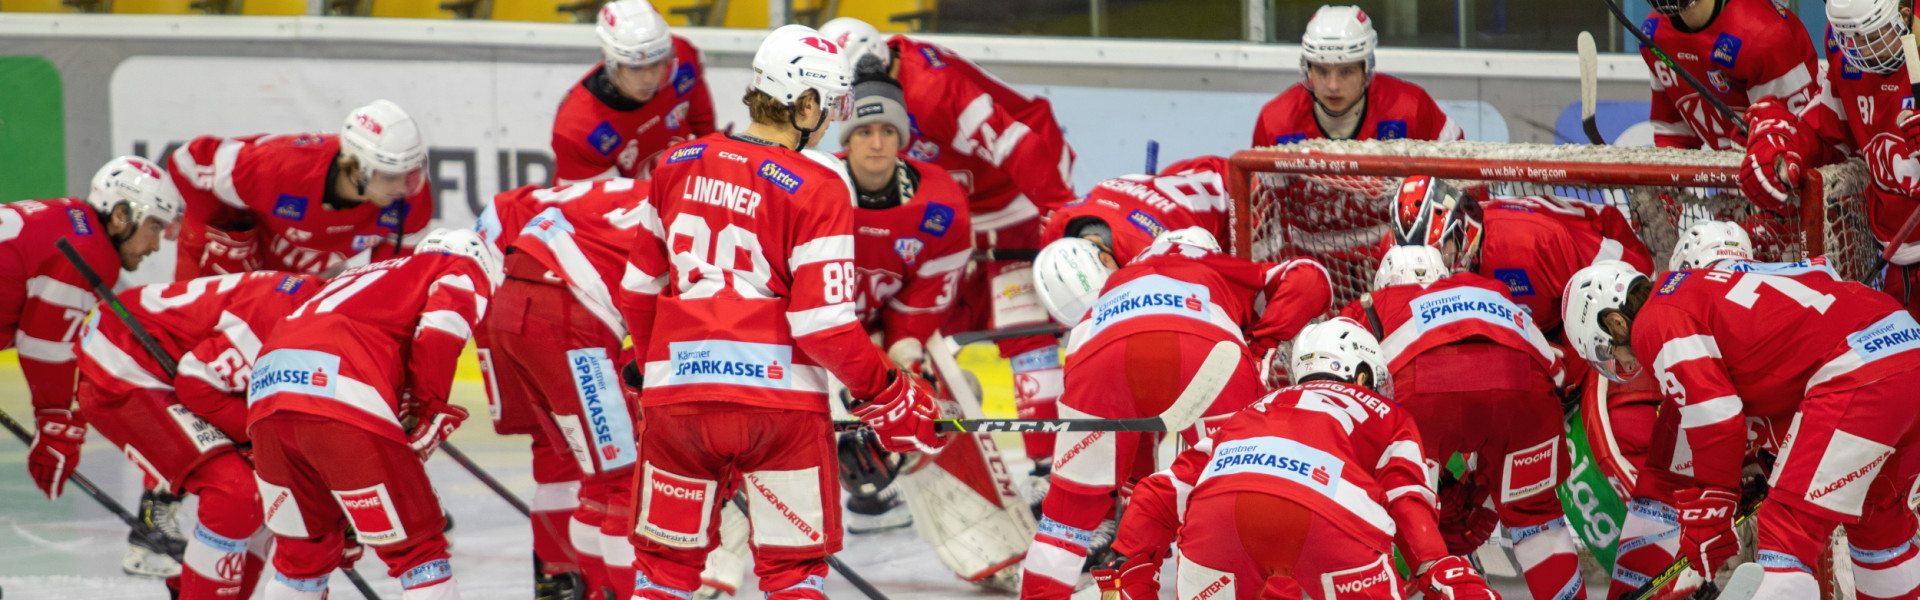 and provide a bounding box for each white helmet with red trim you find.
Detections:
[596,0,675,68]
[1372,244,1448,290]
[1669,220,1754,270]
[1829,0,1908,75]
[751,24,856,123]
[1034,237,1114,326]
[818,17,889,74]
[1154,226,1221,253]
[1290,317,1391,394]
[340,100,427,197]
[1301,5,1377,72]
[88,155,183,229]
[1563,260,1649,383]
[417,227,502,288]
